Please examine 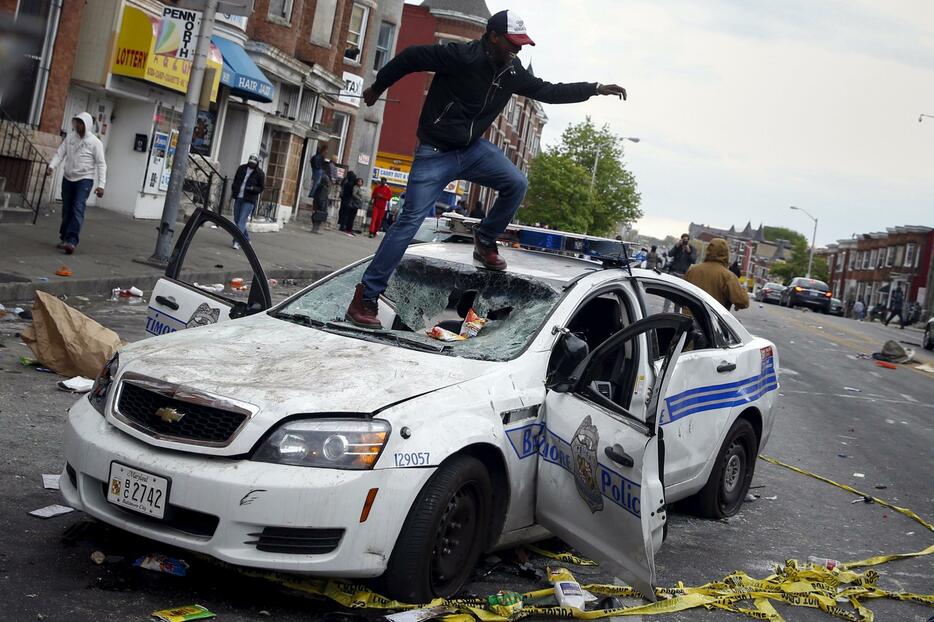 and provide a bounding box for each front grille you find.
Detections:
[246,527,345,554]
[116,381,247,445]
[98,480,218,537]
